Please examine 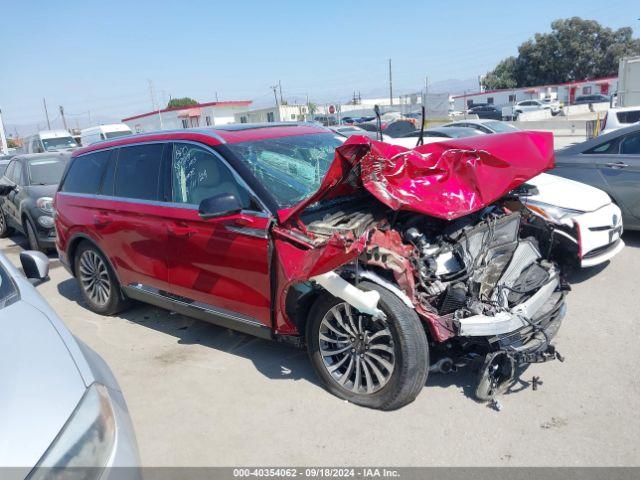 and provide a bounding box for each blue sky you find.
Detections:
[1,0,637,131]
